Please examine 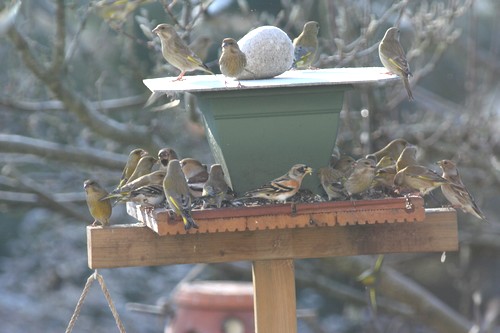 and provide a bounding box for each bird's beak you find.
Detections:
[152,27,159,34]
[305,167,313,175]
